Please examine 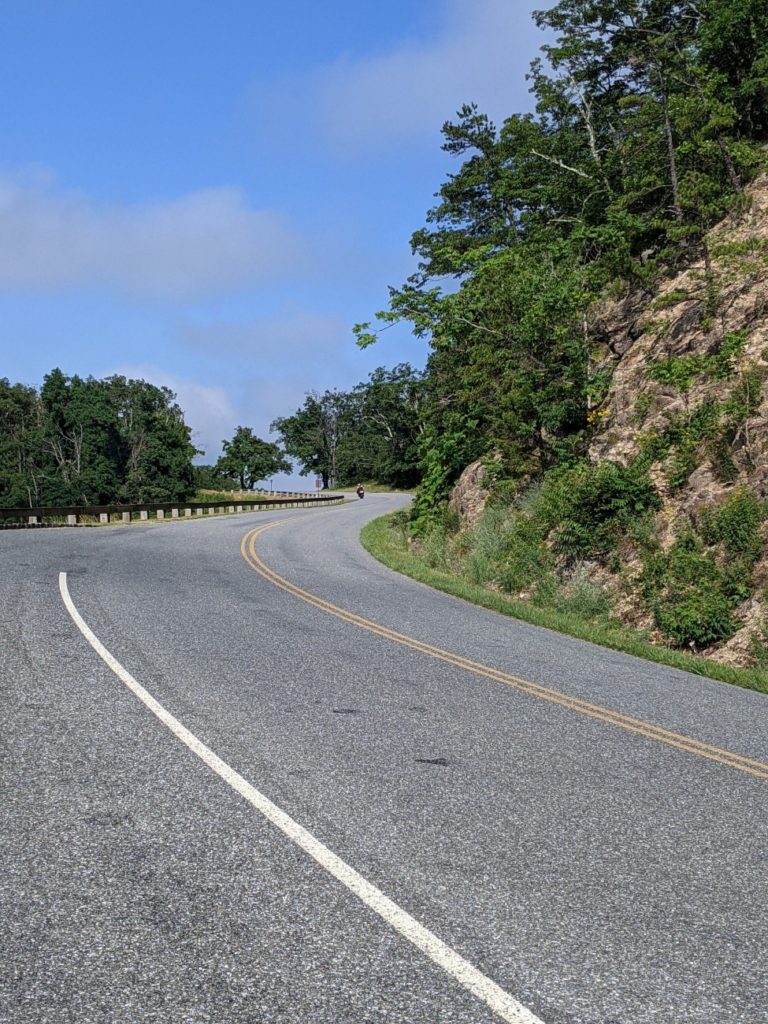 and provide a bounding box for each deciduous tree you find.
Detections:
[216,427,291,490]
